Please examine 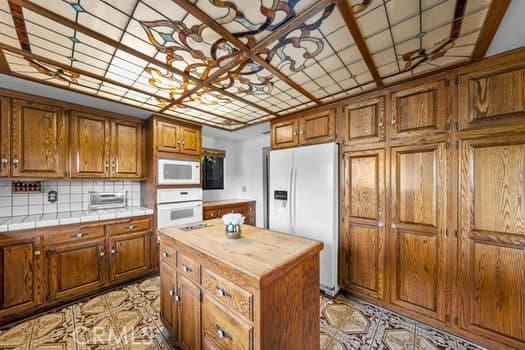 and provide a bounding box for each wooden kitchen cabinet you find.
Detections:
[390,143,448,321]
[70,112,143,179]
[178,275,202,350]
[457,134,525,349]
[0,97,9,178]
[340,149,386,300]
[271,119,298,149]
[343,96,385,145]
[0,231,44,318]
[109,230,152,283]
[155,118,201,156]
[180,126,202,156]
[160,261,178,334]
[11,99,68,178]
